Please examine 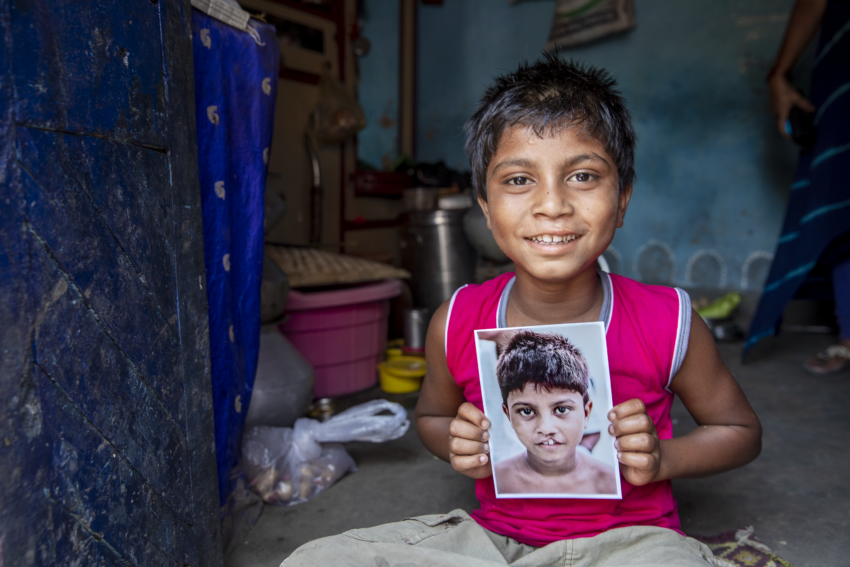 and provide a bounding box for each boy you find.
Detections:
[492,329,617,495]
[285,55,761,567]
